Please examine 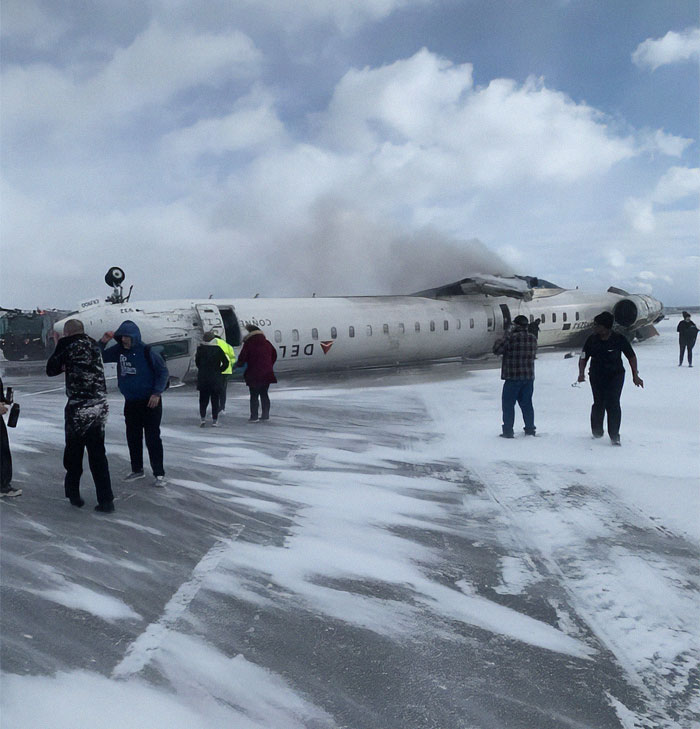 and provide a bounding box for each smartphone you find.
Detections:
[4,387,12,404]
[7,403,19,428]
